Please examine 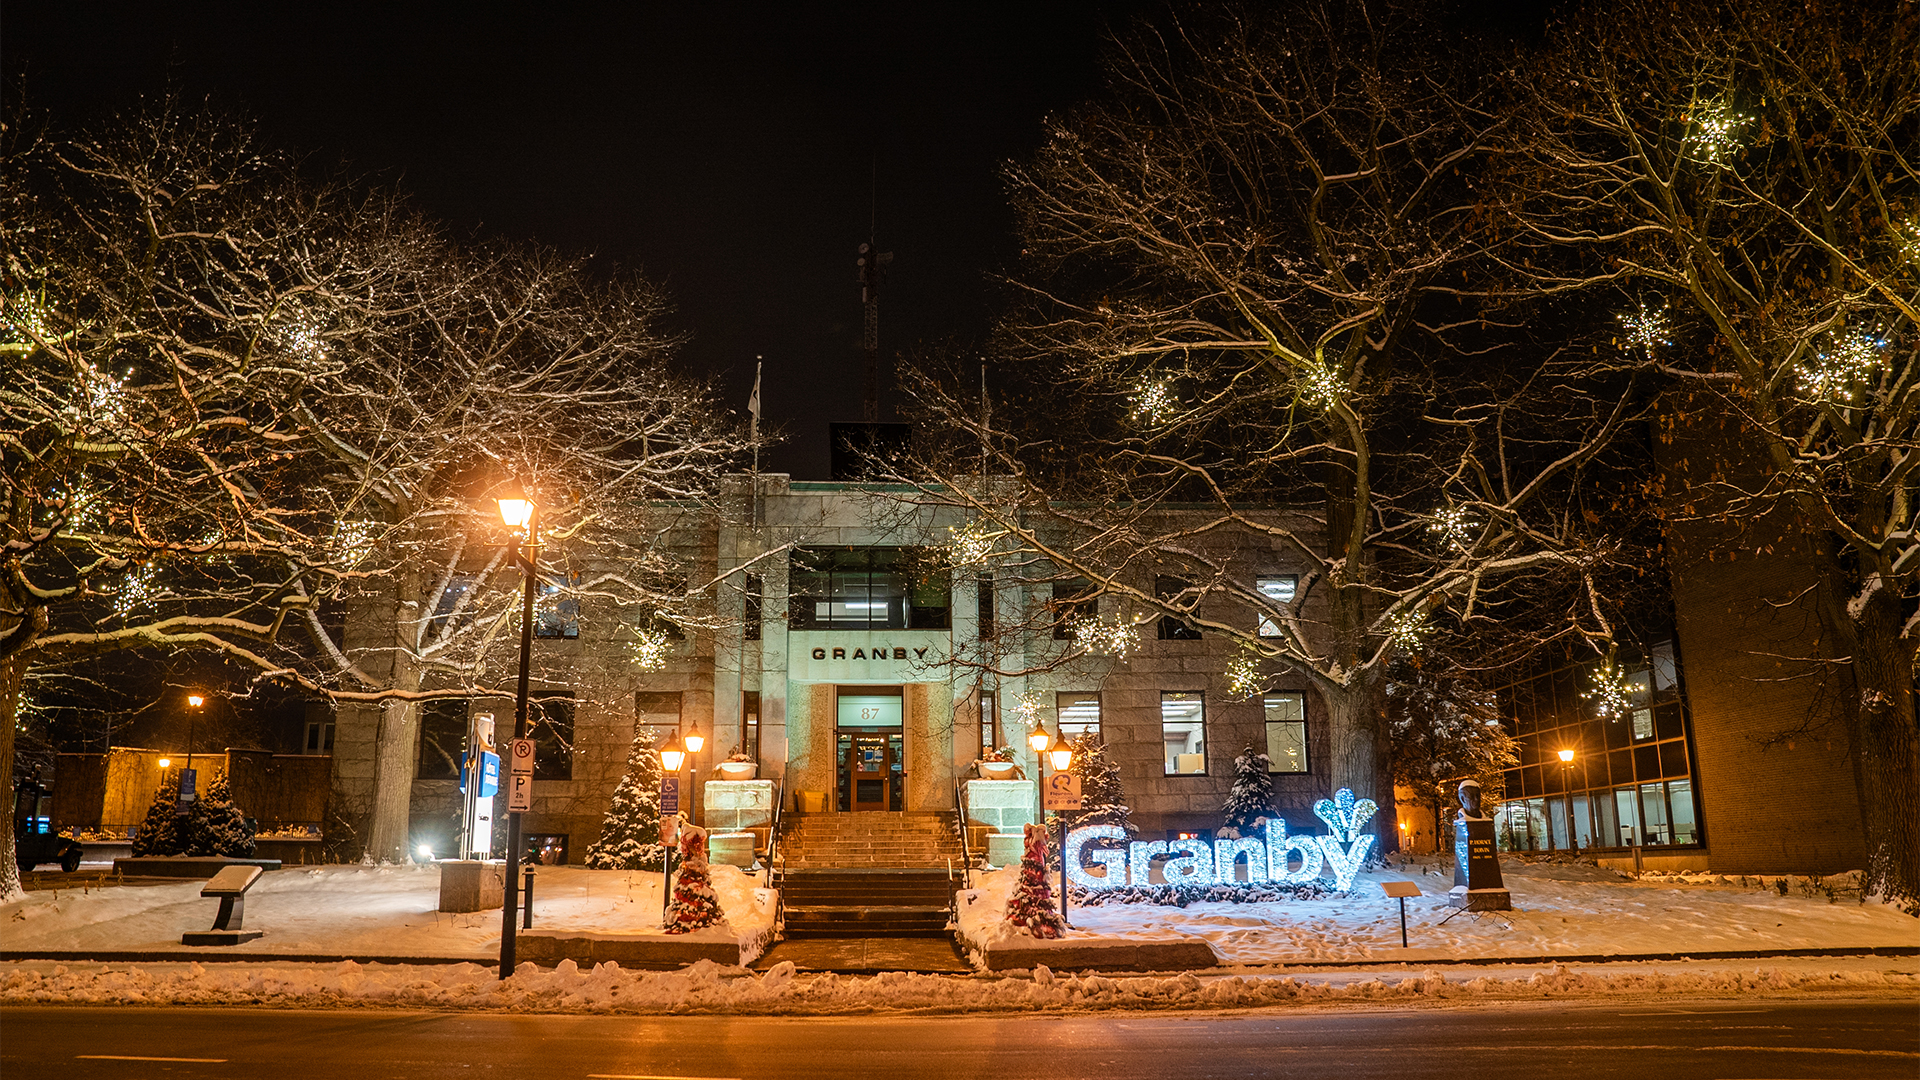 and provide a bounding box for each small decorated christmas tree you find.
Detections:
[662,822,726,933]
[583,727,665,870]
[1219,743,1274,838]
[1004,822,1066,939]
[130,779,182,856]
[185,774,257,857]
[1068,733,1135,839]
